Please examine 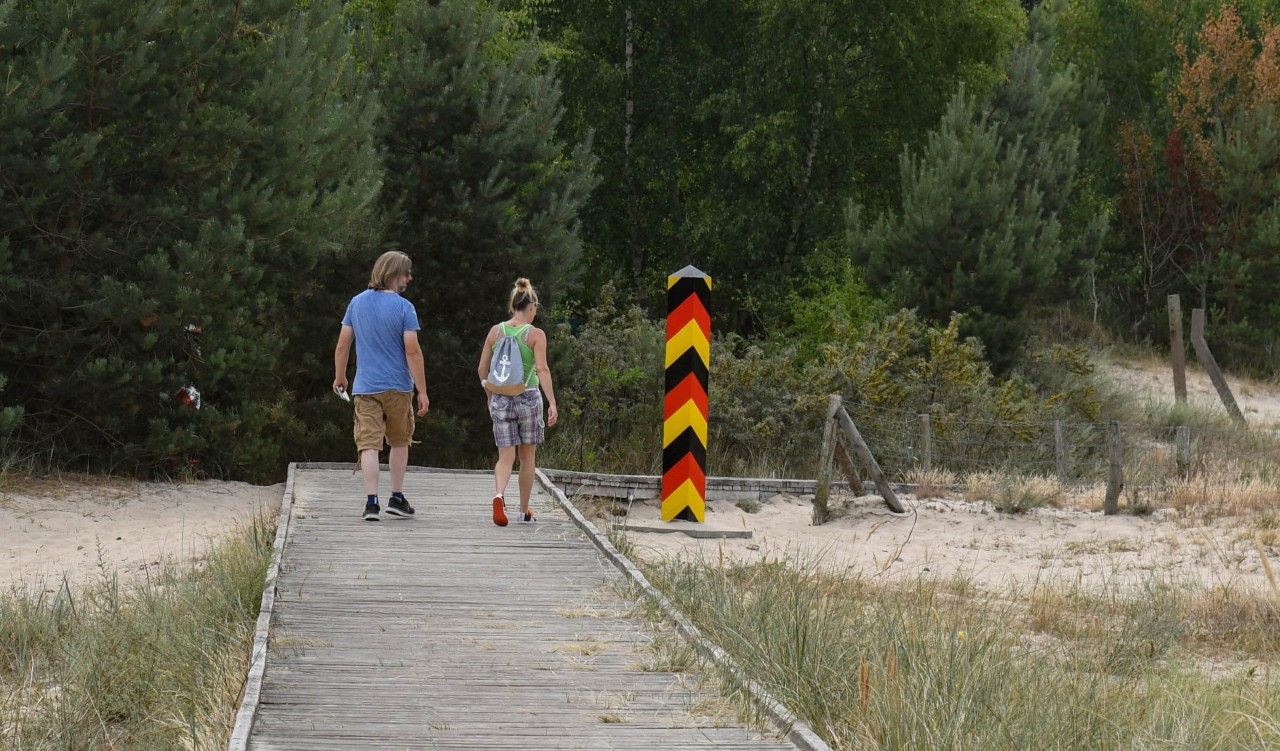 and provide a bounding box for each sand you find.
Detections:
[612,353,1280,594]
[0,476,282,590]
[612,492,1278,594]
